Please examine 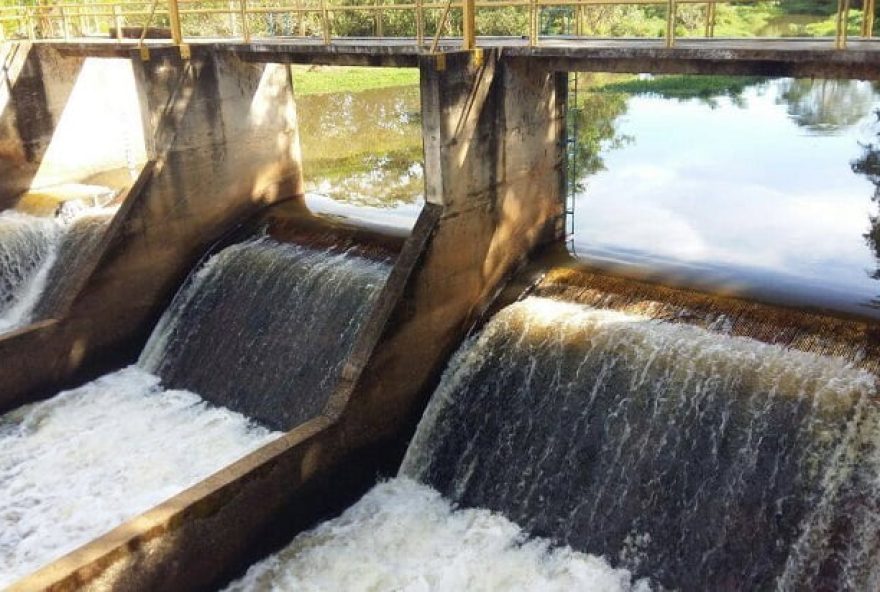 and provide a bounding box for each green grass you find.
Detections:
[594,75,766,99]
[292,66,420,96]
